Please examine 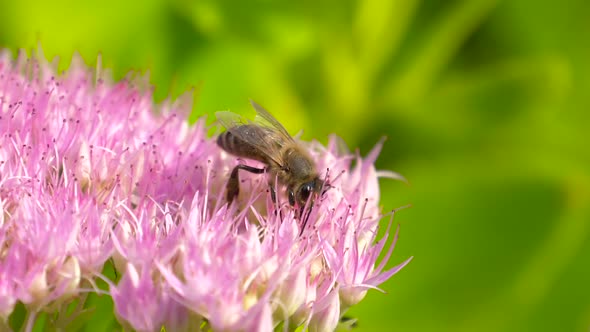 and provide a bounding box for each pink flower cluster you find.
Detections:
[0,51,411,332]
